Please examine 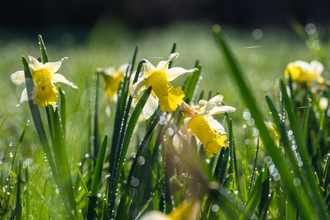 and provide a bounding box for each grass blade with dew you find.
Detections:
[280,80,327,217]
[116,108,161,220]
[248,139,259,197]
[12,160,22,220]
[21,56,58,182]
[213,25,321,219]
[239,168,263,220]
[312,115,324,158]
[24,167,30,219]
[106,87,151,219]
[53,106,77,218]
[59,87,66,136]
[302,94,310,150]
[258,162,270,217]
[88,135,107,220]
